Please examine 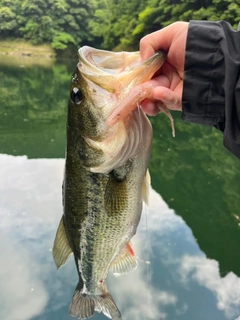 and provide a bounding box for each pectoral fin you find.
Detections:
[110,242,137,276]
[142,169,151,205]
[105,168,128,216]
[52,215,72,269]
